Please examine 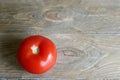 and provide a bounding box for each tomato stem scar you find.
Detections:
[31,45,39,54]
